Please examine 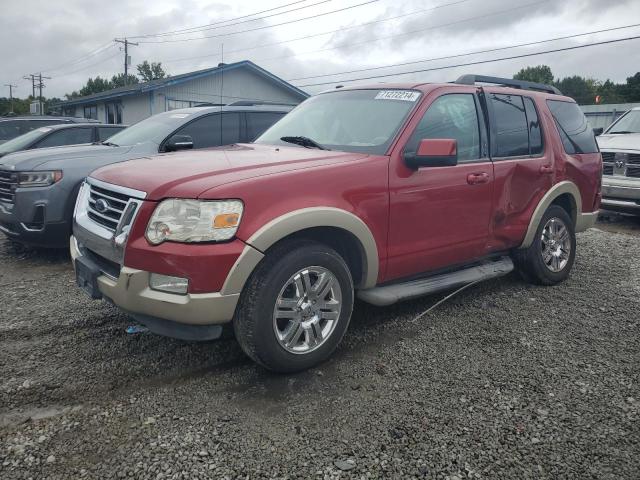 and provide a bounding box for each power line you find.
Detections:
[294,34,640,88]
[286,22,640,82]
[136,0,380,43]
[160,0,472,66]
[128,0,332,39]
[54,51,122,78]
[251,0,546,66]
[158,0,546,71]
[40,42,116,74]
